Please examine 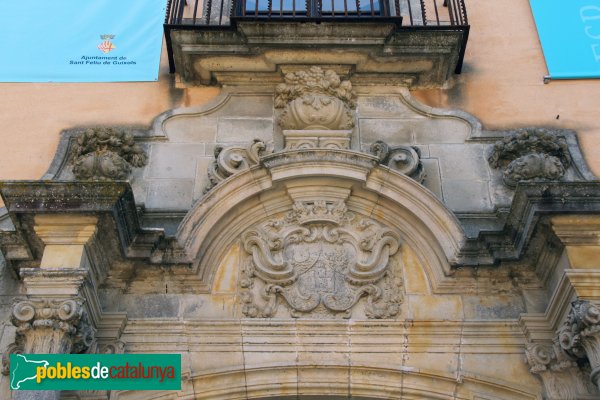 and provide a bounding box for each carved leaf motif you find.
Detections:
[70,127,147,181]
[487,128,572,188]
